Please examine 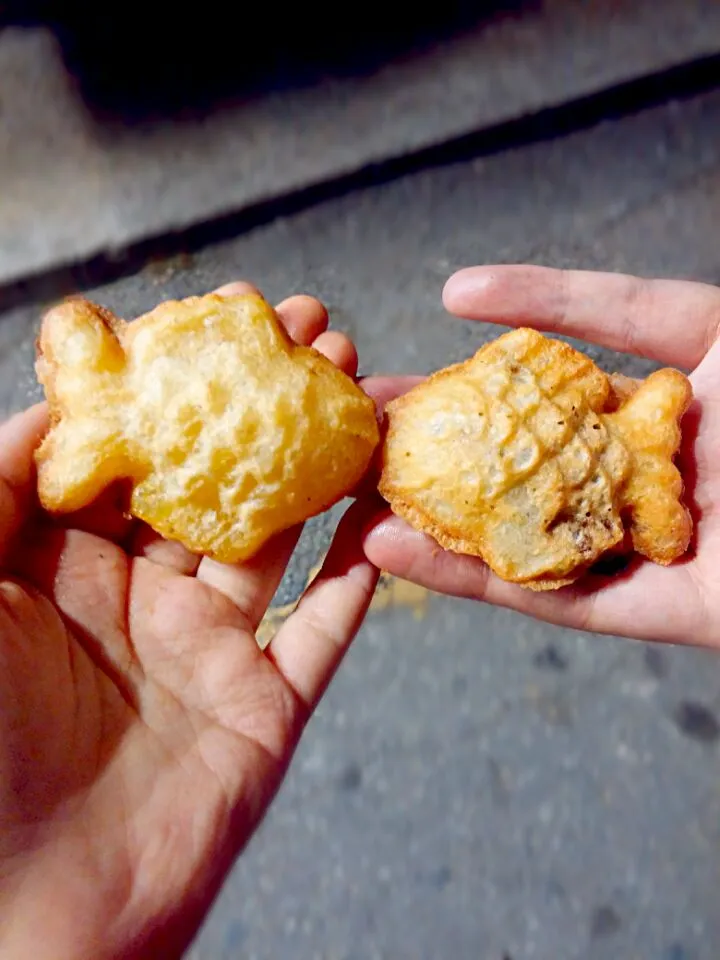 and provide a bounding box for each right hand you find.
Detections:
[361,265,720,648]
